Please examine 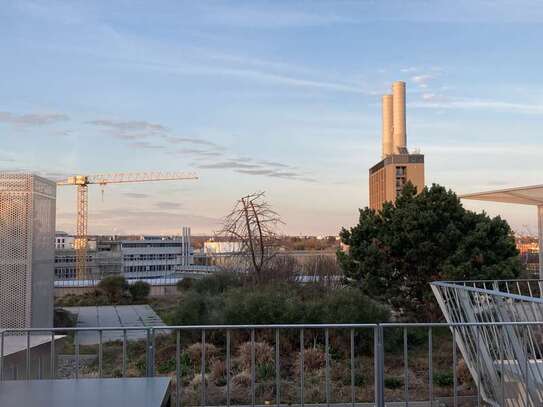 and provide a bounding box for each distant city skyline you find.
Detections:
[2,0,542,235]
